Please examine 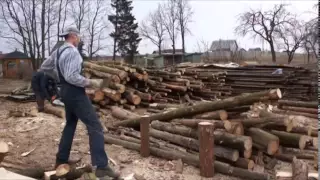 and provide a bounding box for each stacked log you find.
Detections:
[104,88,318,179]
